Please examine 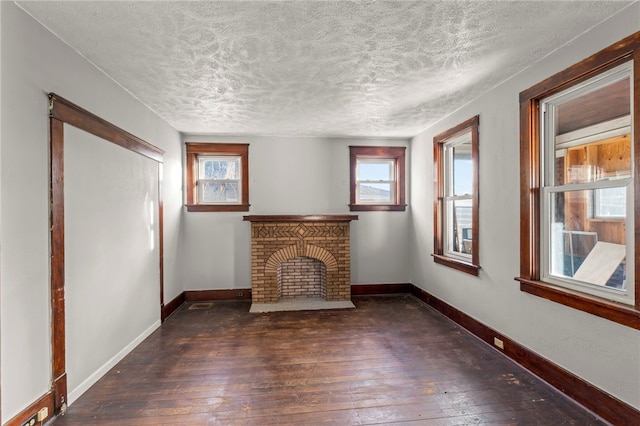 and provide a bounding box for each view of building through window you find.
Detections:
[541,61,631,301]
